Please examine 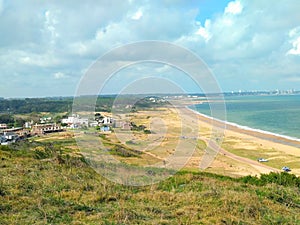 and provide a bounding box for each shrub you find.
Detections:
[240,172,300,188]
